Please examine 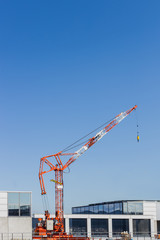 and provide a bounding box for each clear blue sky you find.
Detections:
[0,0,160,214]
